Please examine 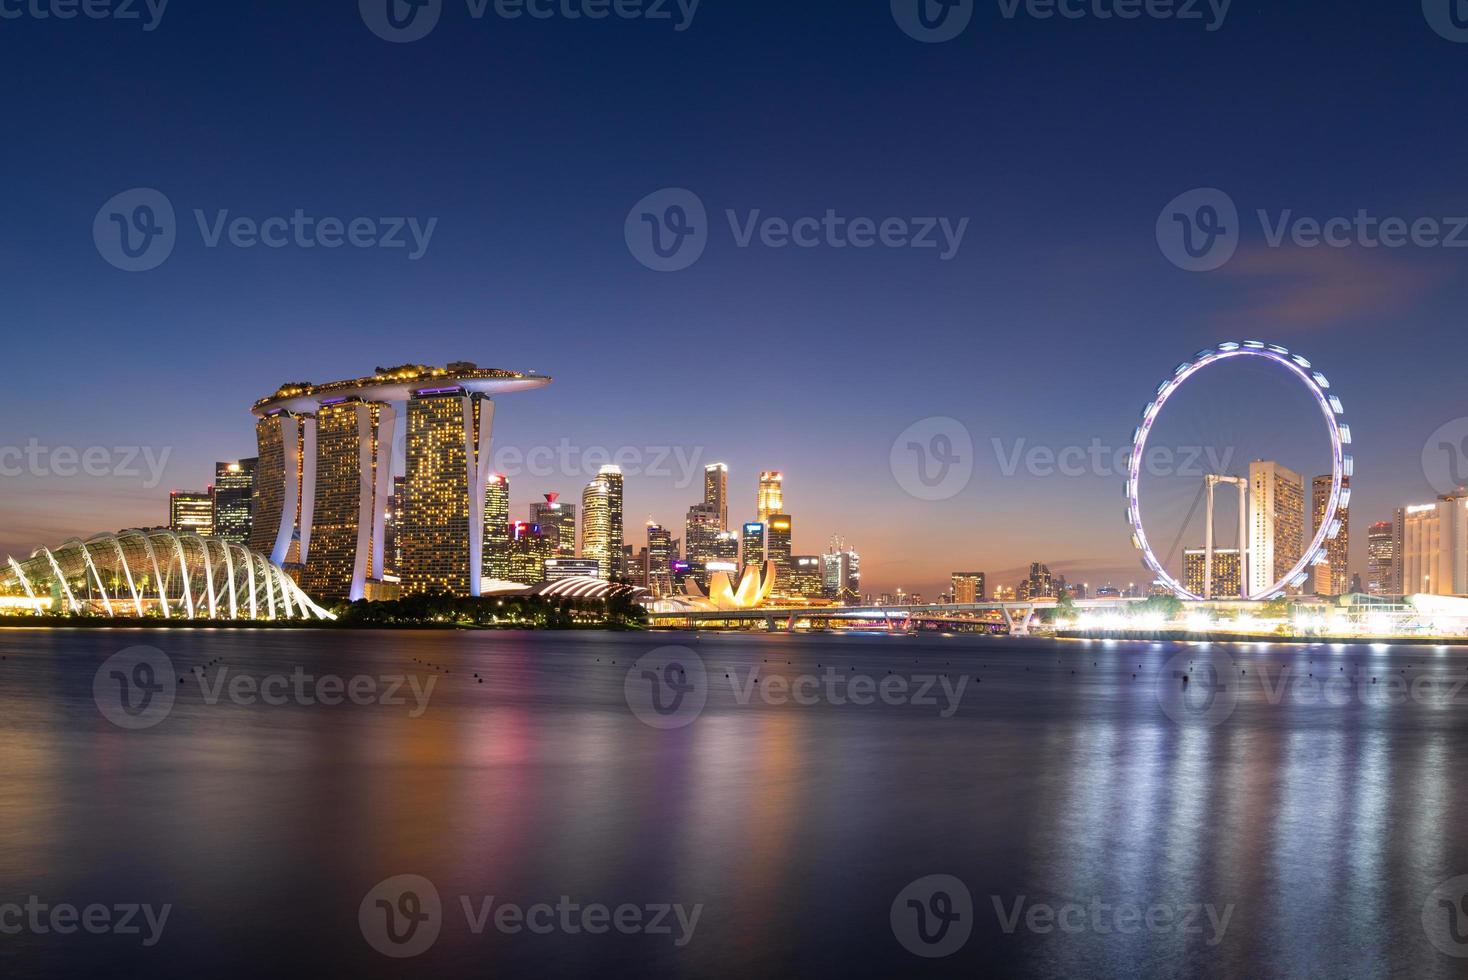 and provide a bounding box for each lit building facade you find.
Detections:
[1399,494,1468,596]
[742,522,765,572]
[580,465,623,579]
[250,363,550,600]
[212,459,257,545]
[1312,474,1350,595]
[484,473,511,581]
[169,490,213,537]
[646,521,675,596]
[820,540,860,604]
[1367,520,1395,596]
[529,493,576,558]
[1249,460,1305,596]
[765,513,792,591]
[1184,548,1242,598]
[704,463,728,531]
[951,572,985,604]
[505,522,554,585]
[757,471,783,523]
[790,555,822,599]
